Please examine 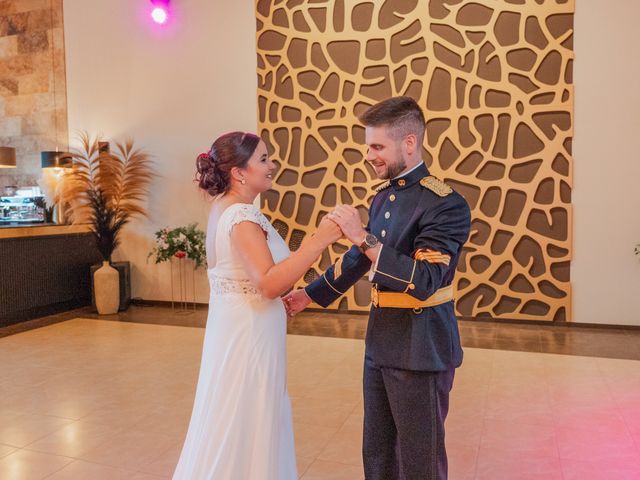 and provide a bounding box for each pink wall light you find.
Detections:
[150,0,170,25]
